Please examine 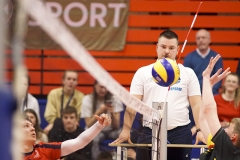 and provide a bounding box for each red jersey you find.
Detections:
[214,94,240,122]
[23,142,61,160]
